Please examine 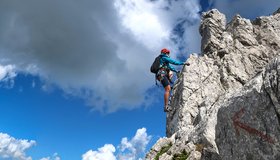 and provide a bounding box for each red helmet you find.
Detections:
[161,48,170,54]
